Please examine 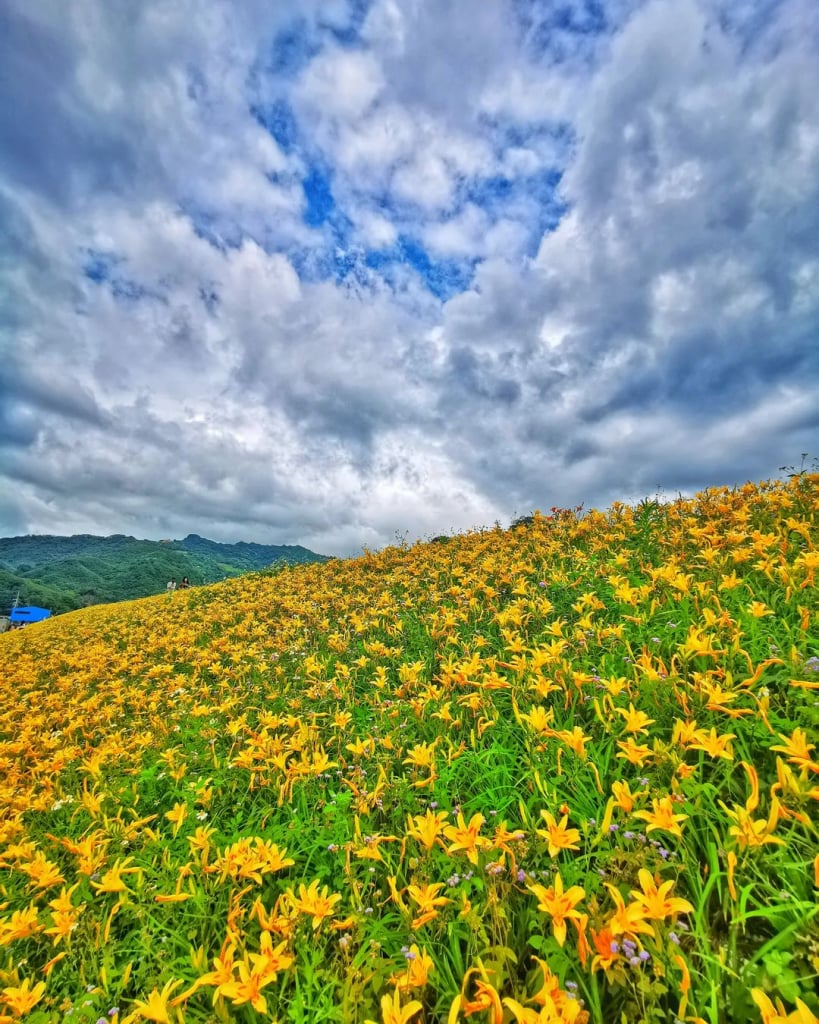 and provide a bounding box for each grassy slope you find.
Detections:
[0,476,816,1024]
